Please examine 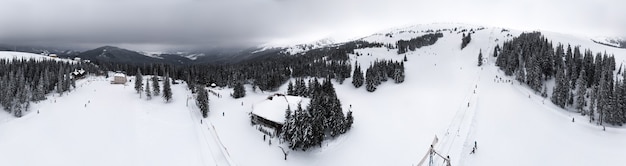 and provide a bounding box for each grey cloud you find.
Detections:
[0,0,623,51]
